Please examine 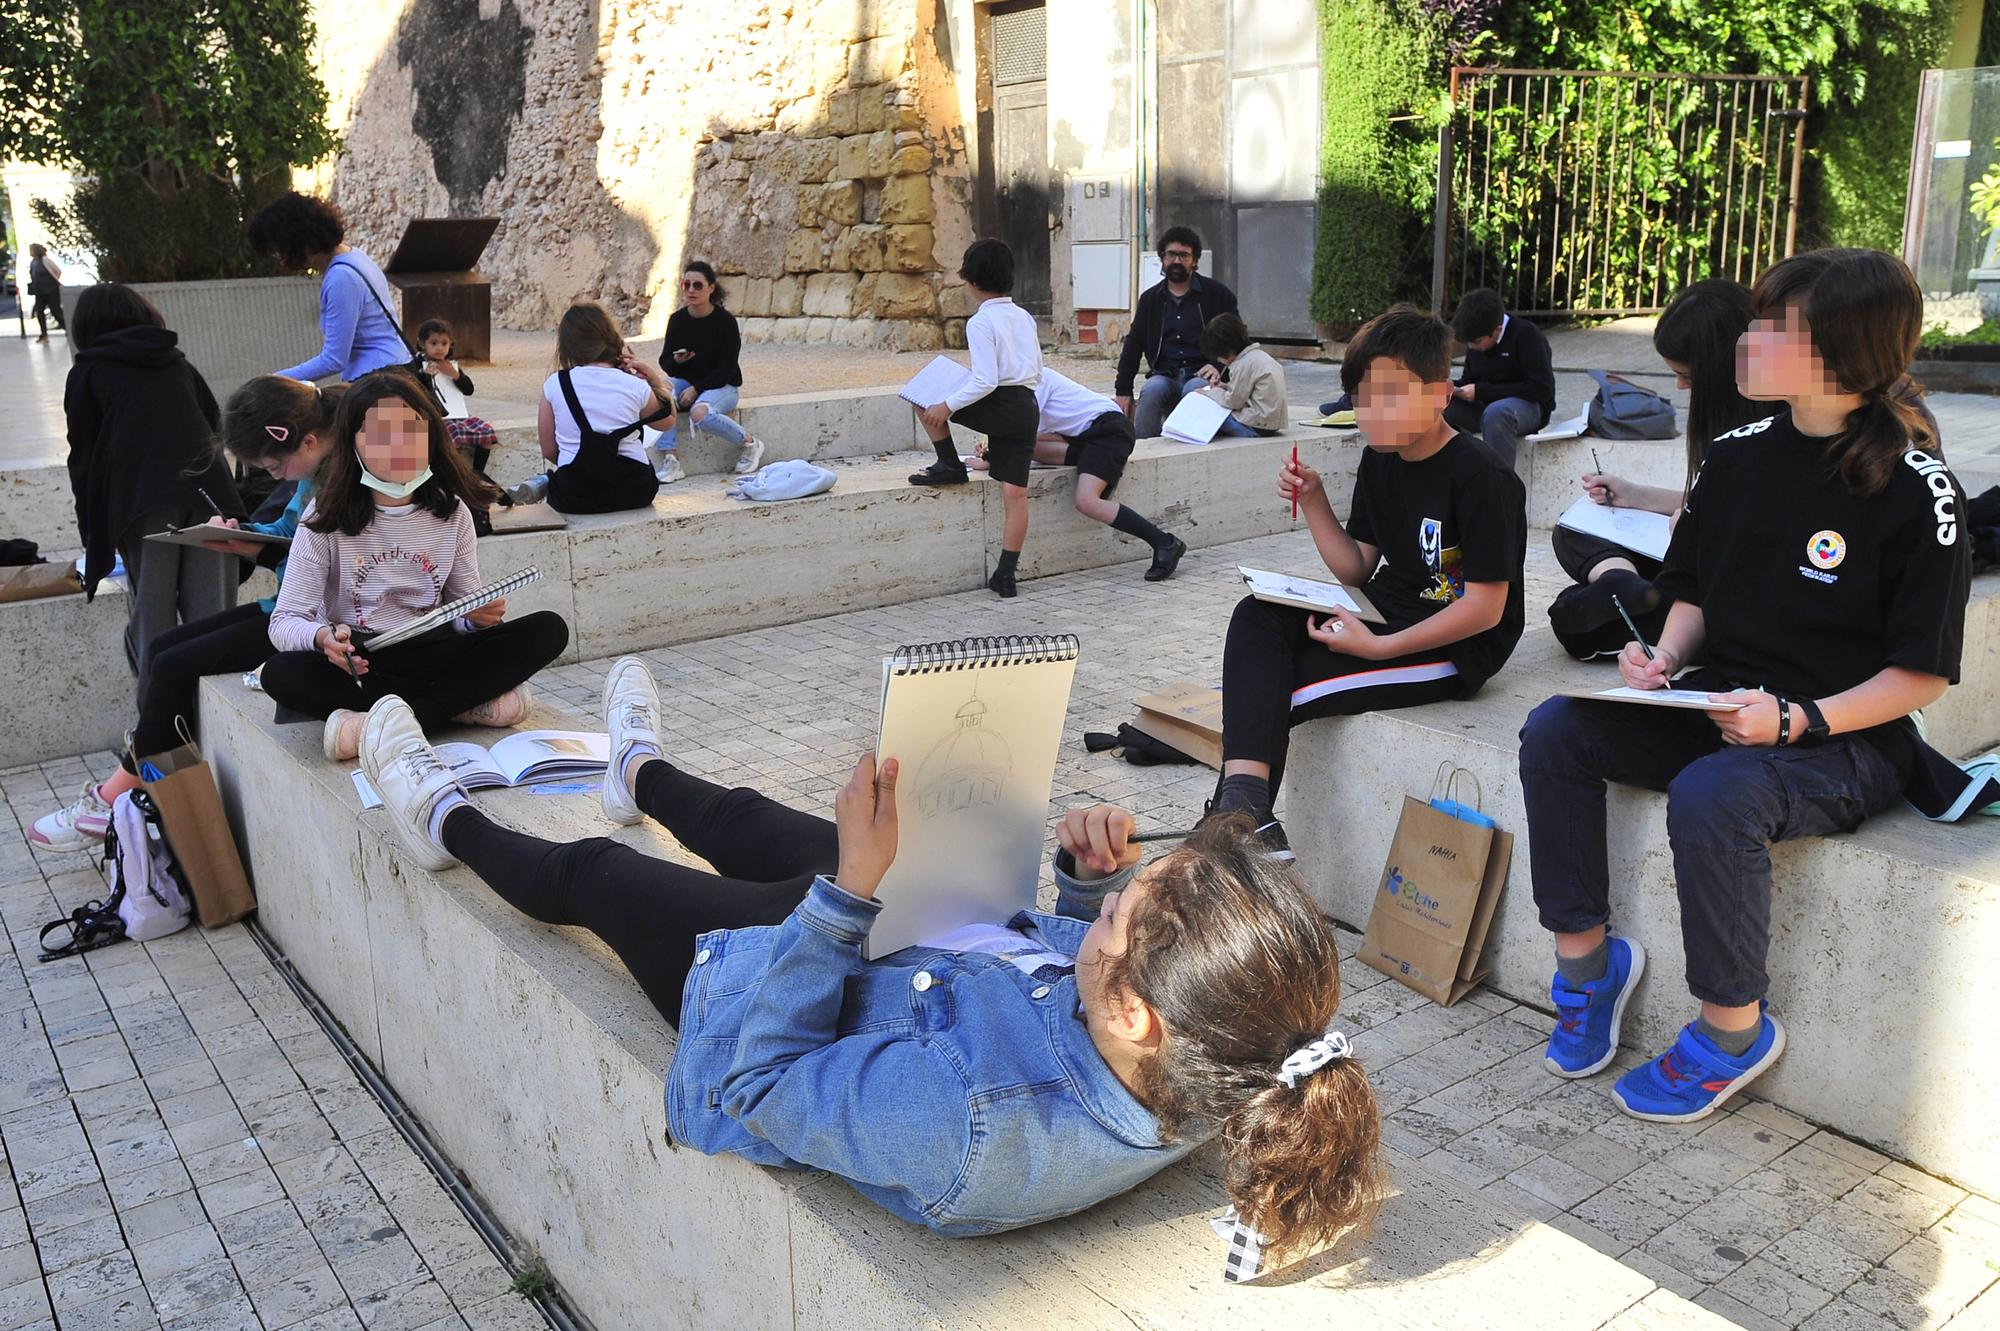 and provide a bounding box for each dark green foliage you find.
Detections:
[1311,0,1446,328]
[1,0,340,282]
